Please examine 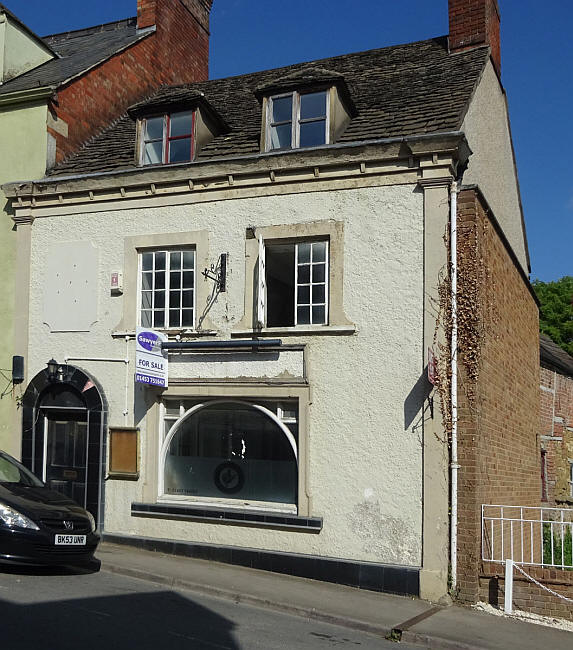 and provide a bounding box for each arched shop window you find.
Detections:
[160,400,298,506]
